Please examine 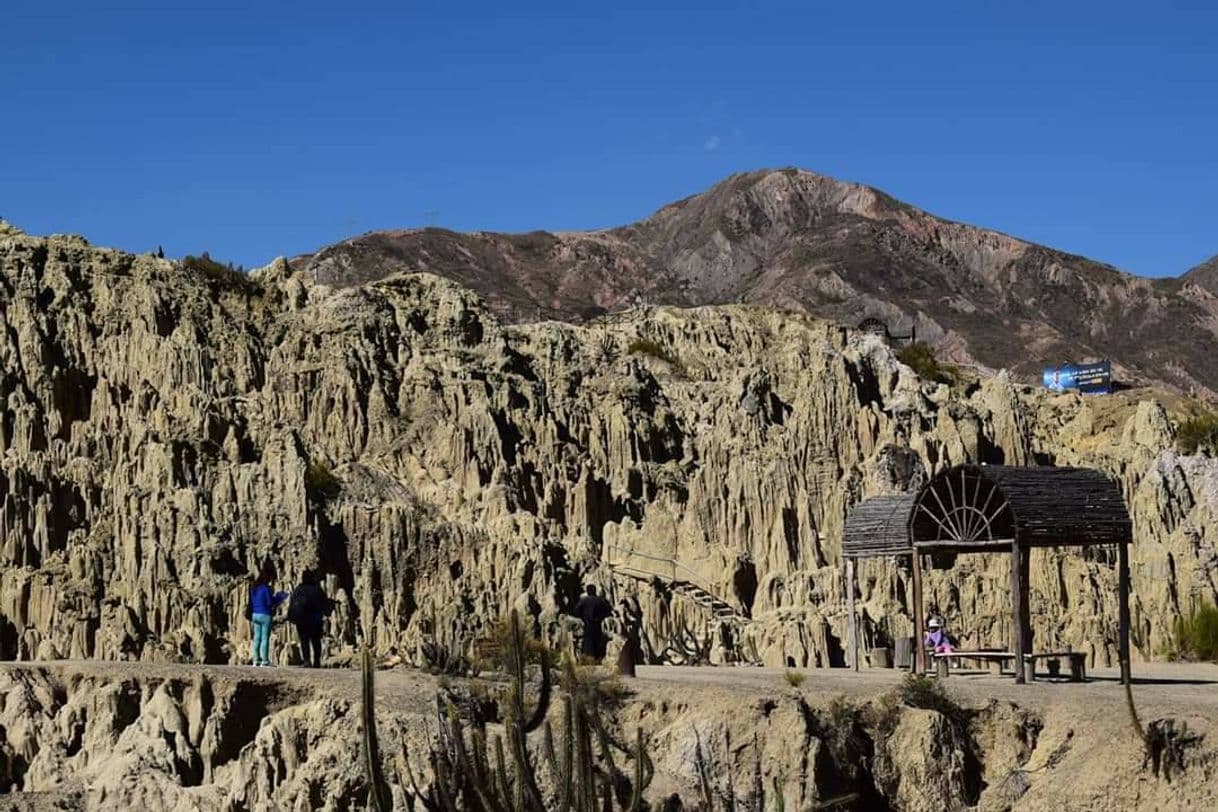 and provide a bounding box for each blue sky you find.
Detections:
[2,1,1214,275]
